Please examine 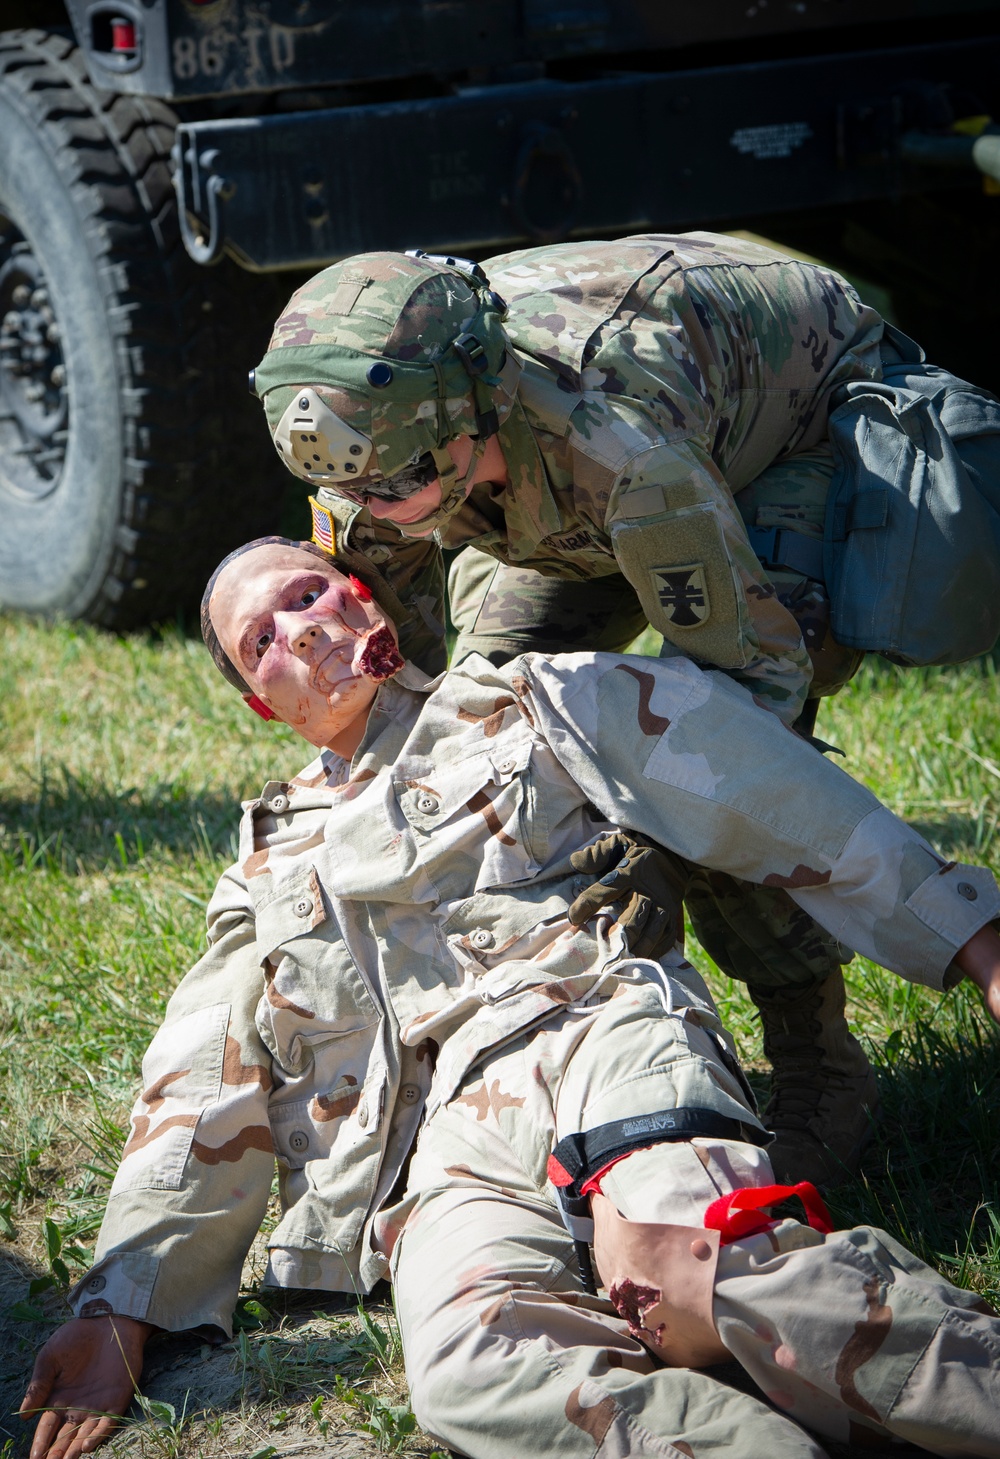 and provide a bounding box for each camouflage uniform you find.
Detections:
[398,996,1000,1459]
[256,234,893,1177]
[70,651,1000,1456]
[269,233,881,718]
